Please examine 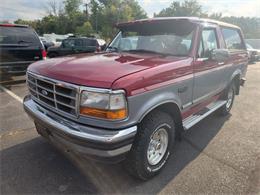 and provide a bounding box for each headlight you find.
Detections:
[80,89,127,120]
